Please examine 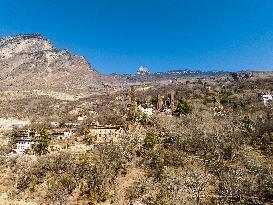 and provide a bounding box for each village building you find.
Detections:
[52,129,73,140]
[64,122,80,127]
[138,105,154,116]
[13,128,73,154]
[77,114,87,122]
[13,130,35,153]
[262,94,273,105]
[50,122,60,127]
[88,123,125,140]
